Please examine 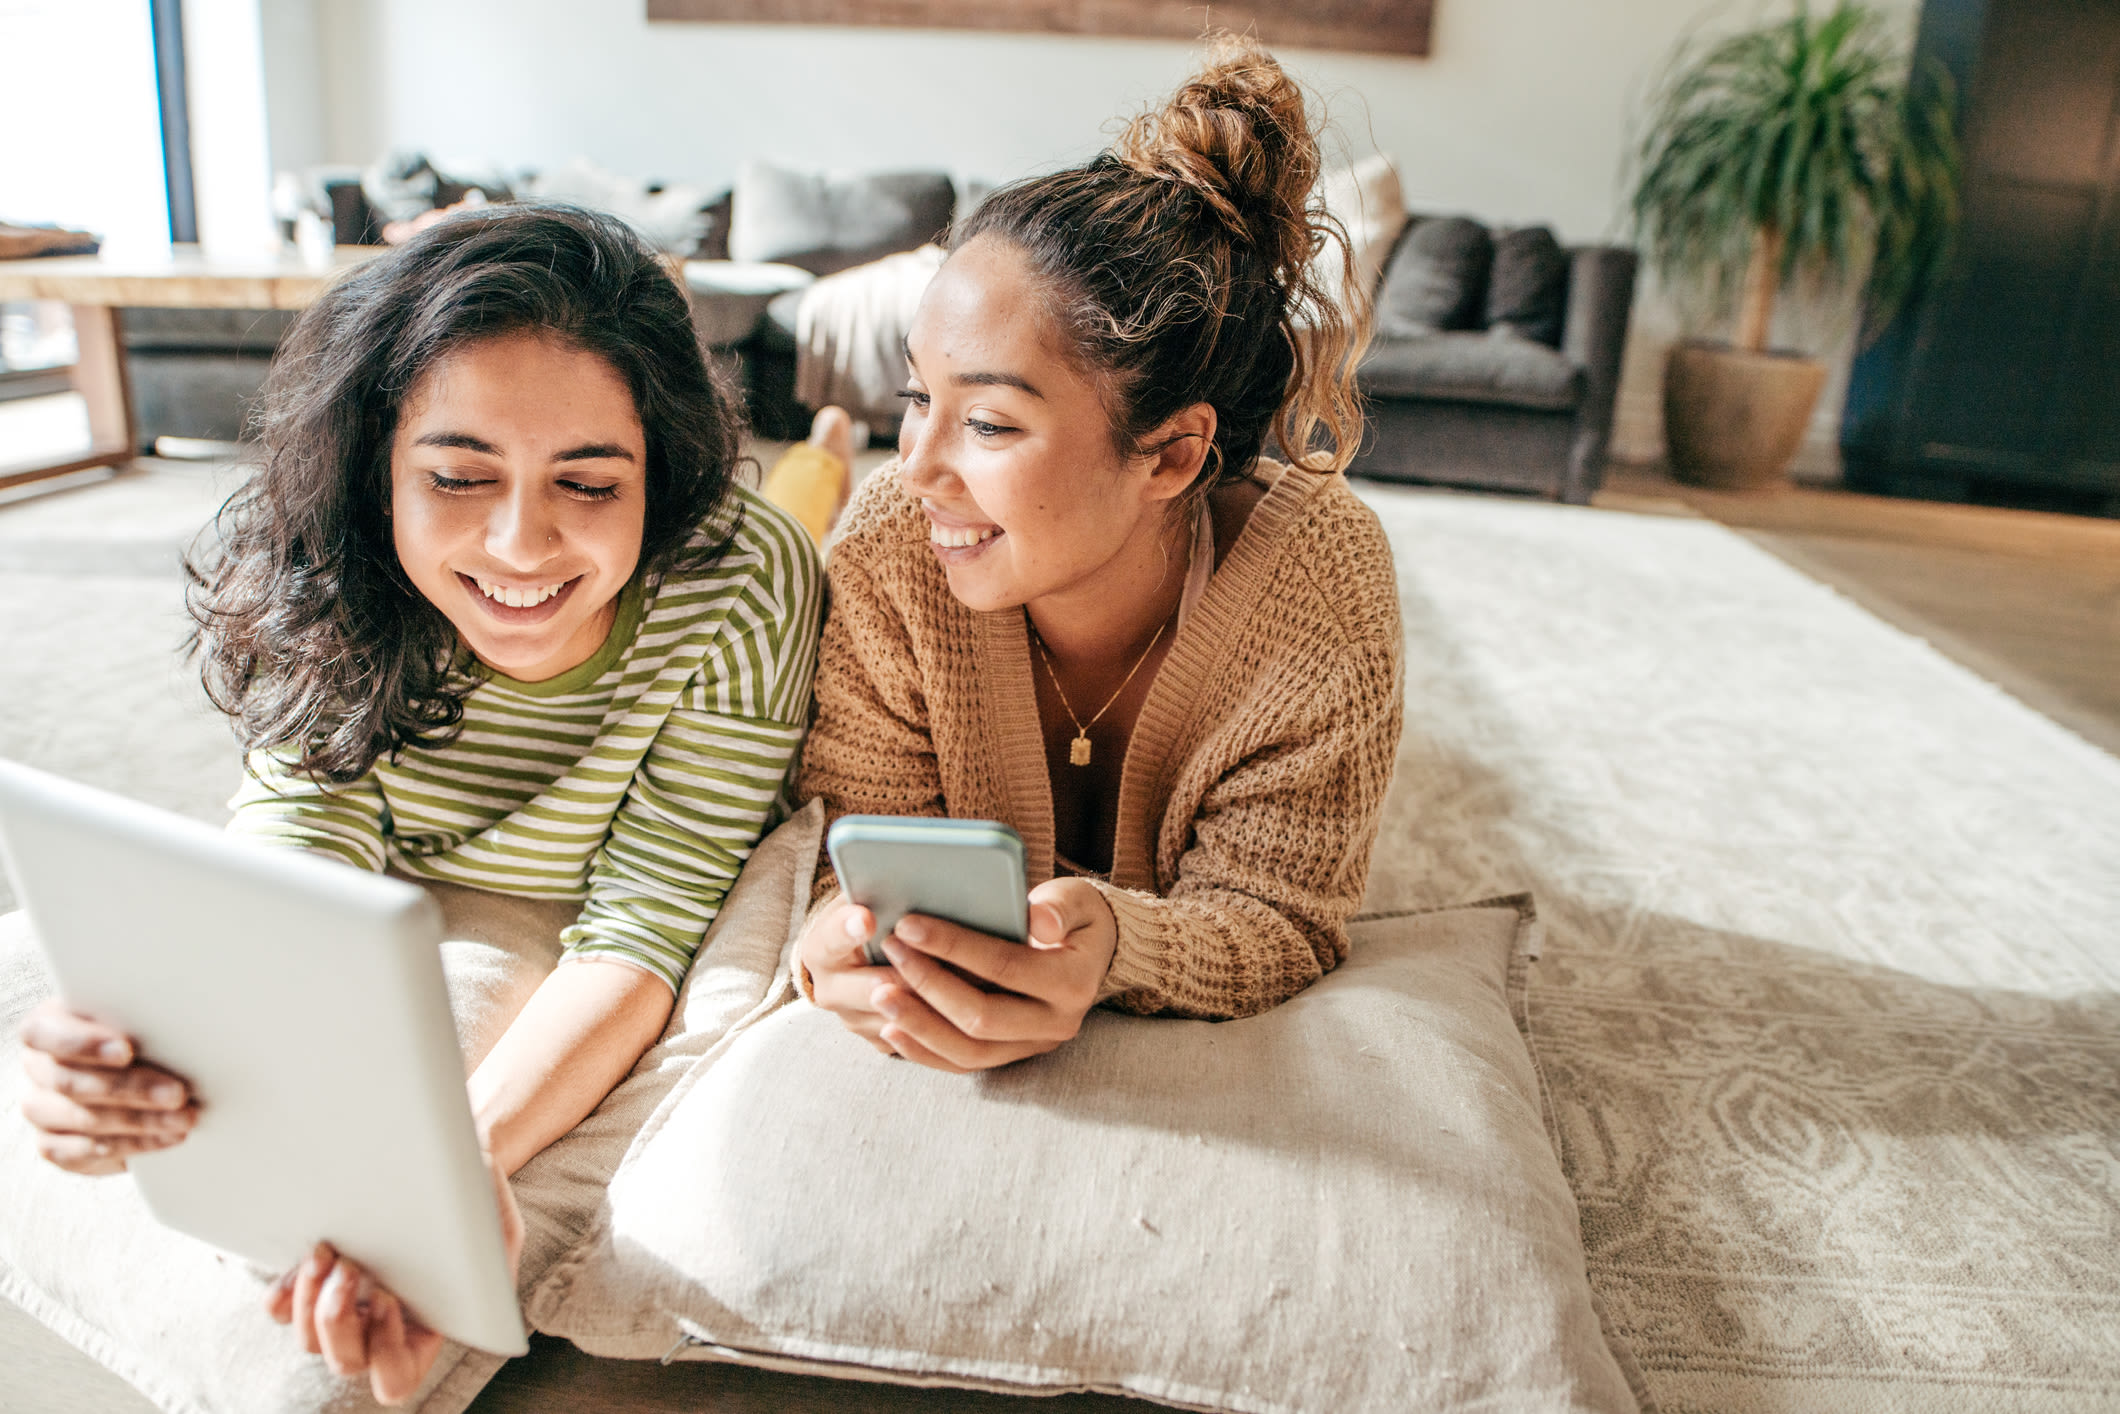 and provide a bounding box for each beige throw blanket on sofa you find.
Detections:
[793,244,945,422]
